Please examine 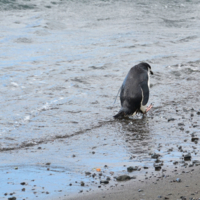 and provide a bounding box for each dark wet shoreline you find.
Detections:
[1,1,200,199]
